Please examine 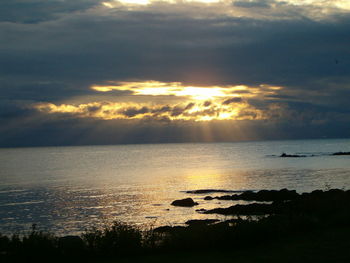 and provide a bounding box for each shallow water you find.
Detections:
[1,139,350,235]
